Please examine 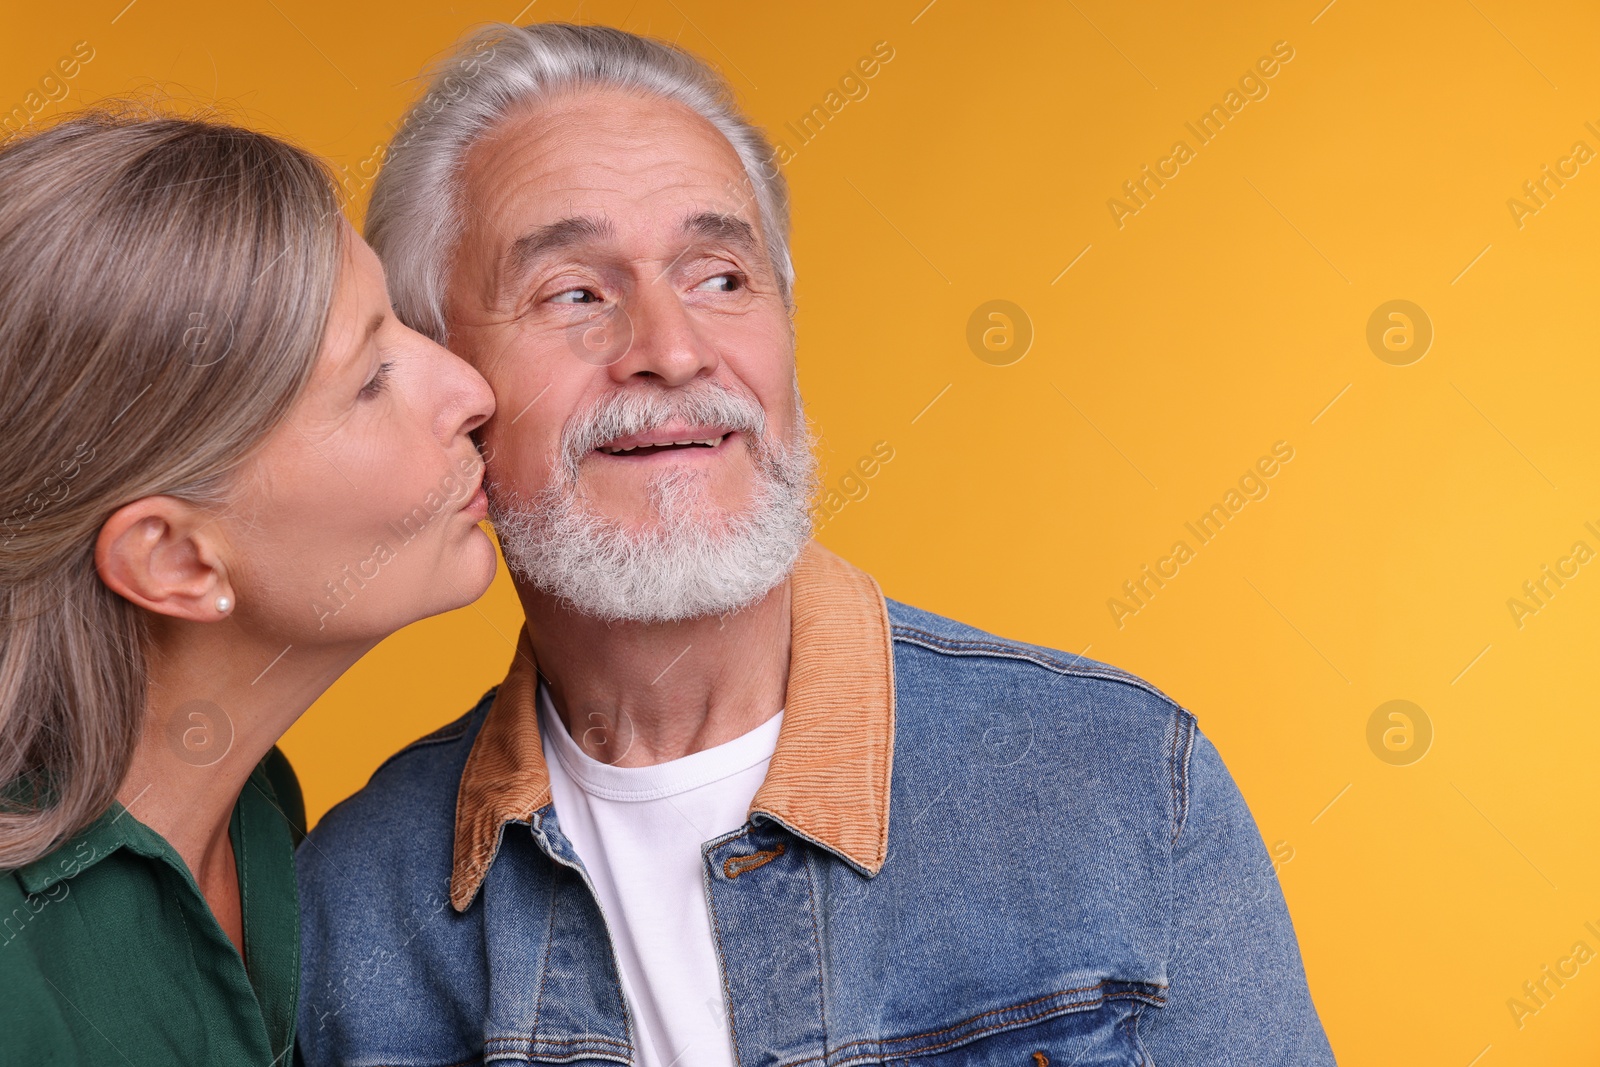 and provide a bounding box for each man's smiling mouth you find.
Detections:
[595,431,731,457]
